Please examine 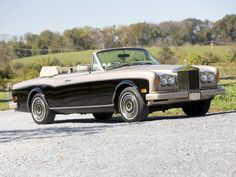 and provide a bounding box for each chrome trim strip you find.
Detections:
[50,104,114,110]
